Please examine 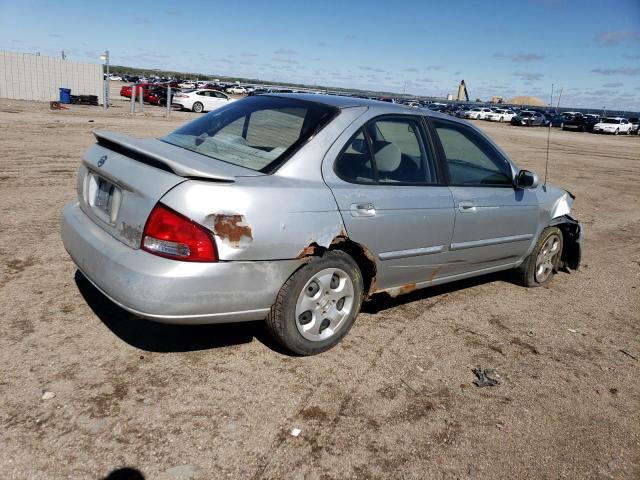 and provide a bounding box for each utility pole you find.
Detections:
[100,50,110,109]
